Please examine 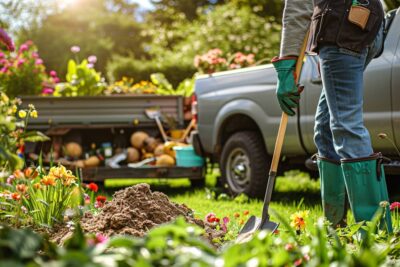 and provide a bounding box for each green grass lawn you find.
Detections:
[104,169,331,231]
